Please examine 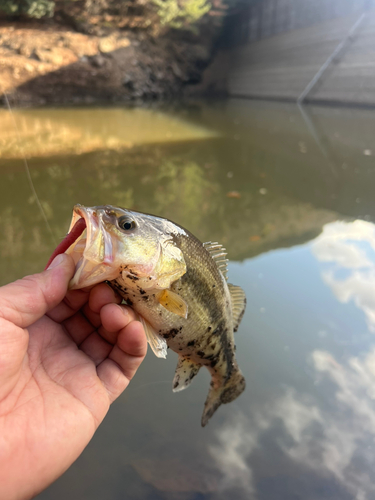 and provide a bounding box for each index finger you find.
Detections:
[46,287,92,323]
[47,282,121,324]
